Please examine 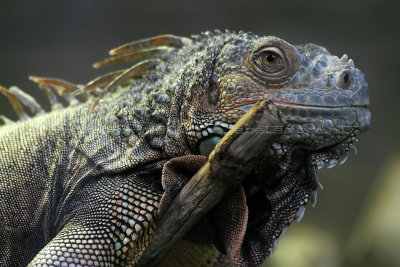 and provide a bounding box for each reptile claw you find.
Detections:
[327,159,338,168]
[350,144,358,155]
[278,226,288,240]
[340,151,348,165]
[317,180,324,190]
[311,166,324,190]
[316,160,324,169]
[272,240,279,252]
[296,206,305,222]
[311,191,317,208]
